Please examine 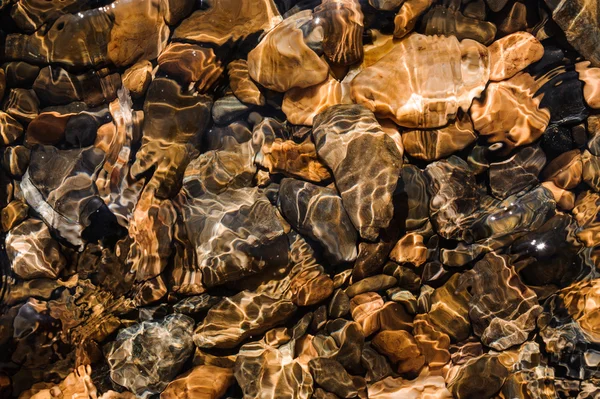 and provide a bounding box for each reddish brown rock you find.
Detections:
[227,59,265,106]
[372,330,425,375]
[248,11,329,92]
[389,233,427,267]
[173,0,281,47]
[576,61,600,109]
[160,365,234,399]
[401,113,477,161]
[0,111,23,145]
[158,43,223,92]
[283,75,350,126]
[350,292,384,336]
[394,0,435,38]
[470,72,550,153]
[6,218,66,280]
[541,149,583,190]
[488,32,544,81]
[122,61,153,99]
[351,34,489,128]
